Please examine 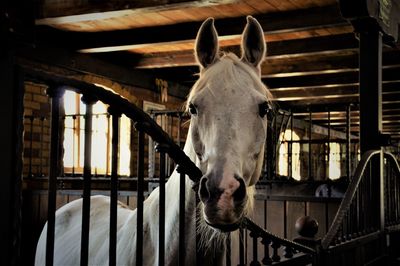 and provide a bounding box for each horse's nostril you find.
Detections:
[199,177,210,203]
[233,177,246,202]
